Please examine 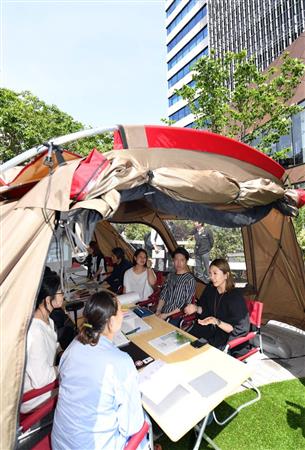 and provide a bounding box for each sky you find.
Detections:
[0,0,168,127]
